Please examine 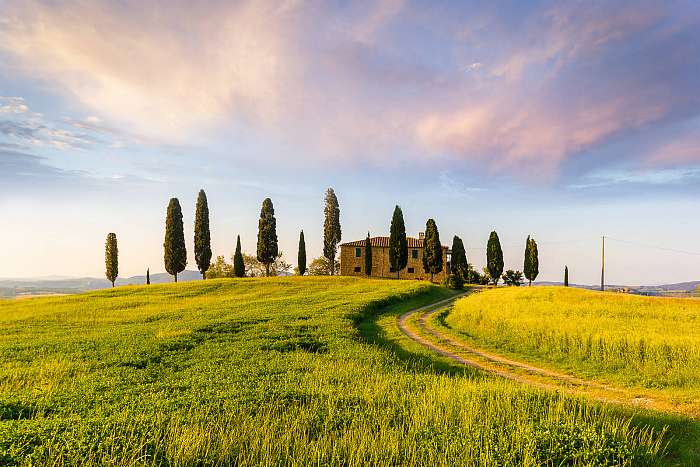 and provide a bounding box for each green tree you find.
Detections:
[422,219,443,282]
[364,232,373,276]
[523,236,532,284]
[564,265,569,287]
[323,188,341,275]
[256,198,278,276]
[146,268,150,285]
[486,231,504,286]
[105,232,118,287]
[207,255,234,279]
[308,256,339,276]
[389,206,408,279]
[298,231,307,276]
[502,269,524,286]
[524,236,539,286]
[164,198,187,282]
[233,235,245,278]
[451,236,468,282]
[194,189,212,279]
